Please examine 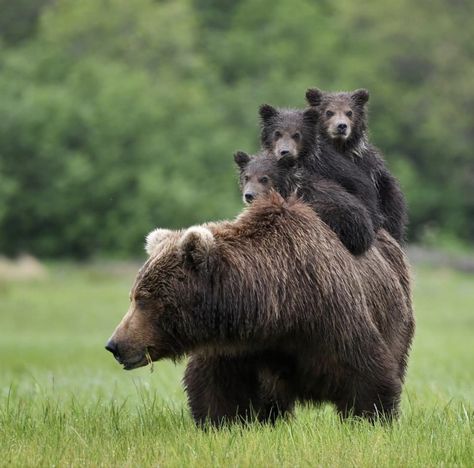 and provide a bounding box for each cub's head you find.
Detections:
[105,226,215,370]
[306,88,369,144]
[259,105,319,158]
[234,151,296,204]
